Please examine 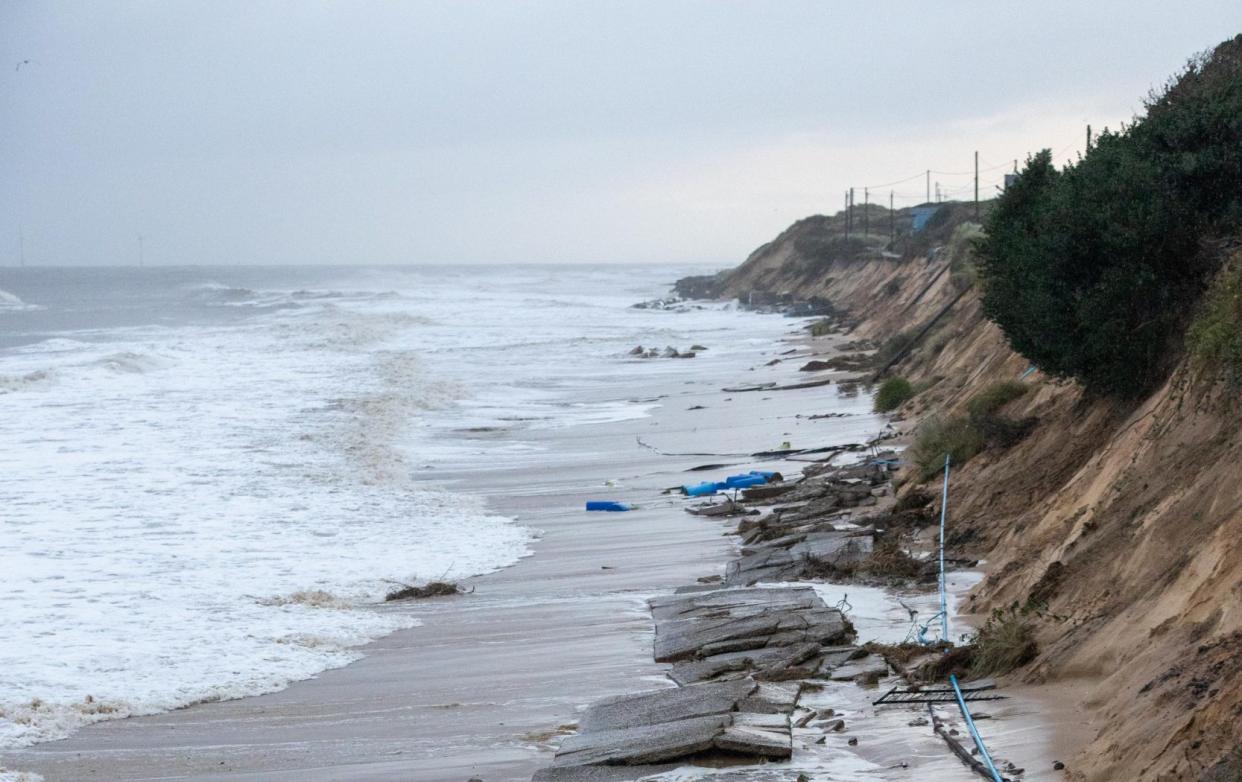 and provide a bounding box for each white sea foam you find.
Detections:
[0,283,536,747]
[0,370,55,394]
[87,351,173,374]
